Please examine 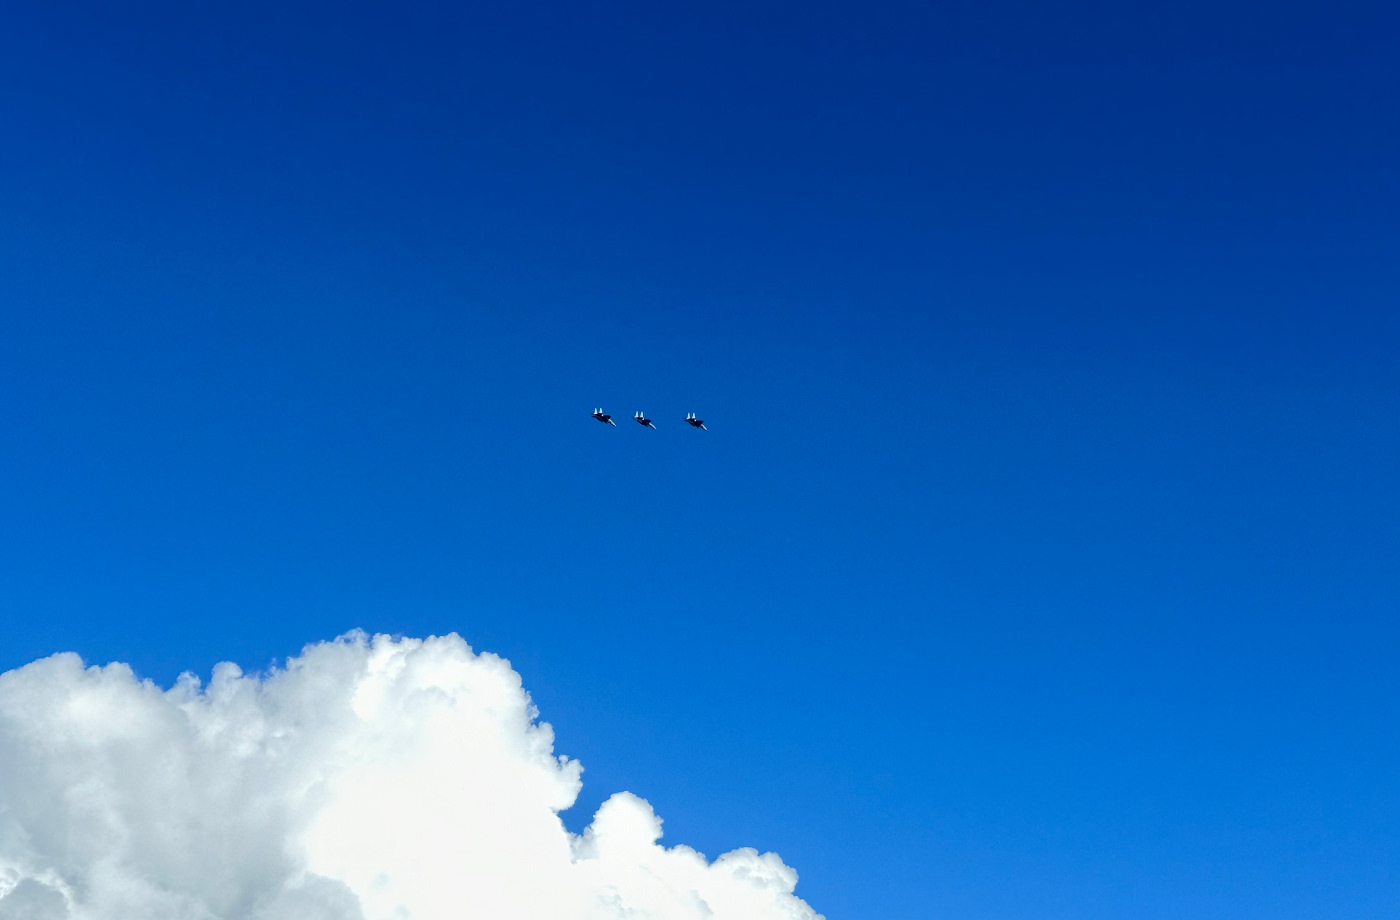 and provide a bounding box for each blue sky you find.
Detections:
[1,1,1397,917]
